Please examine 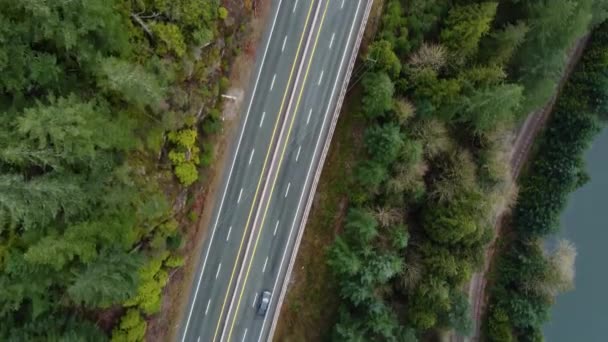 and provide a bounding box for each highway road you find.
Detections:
[178,0,370,341]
